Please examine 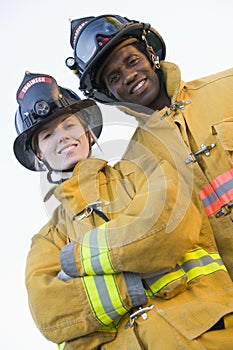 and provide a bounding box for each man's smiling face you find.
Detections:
[102,44,160,107]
